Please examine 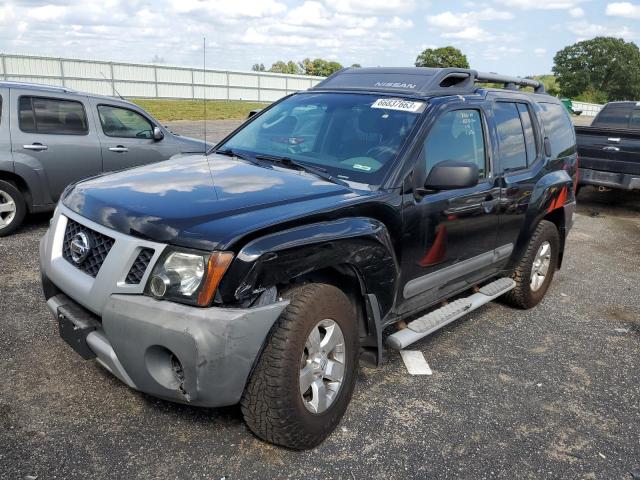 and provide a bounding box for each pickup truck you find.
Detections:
[0,81,206,236]
[575,101,640,191]
[39,67,577,450]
